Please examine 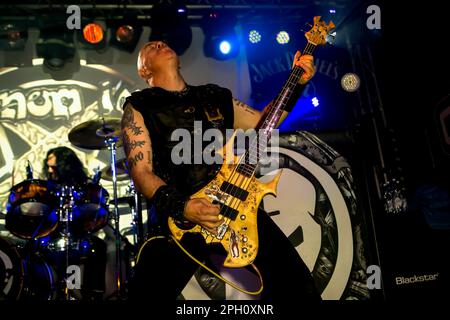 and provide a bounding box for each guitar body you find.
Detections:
[168,132,282,268]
